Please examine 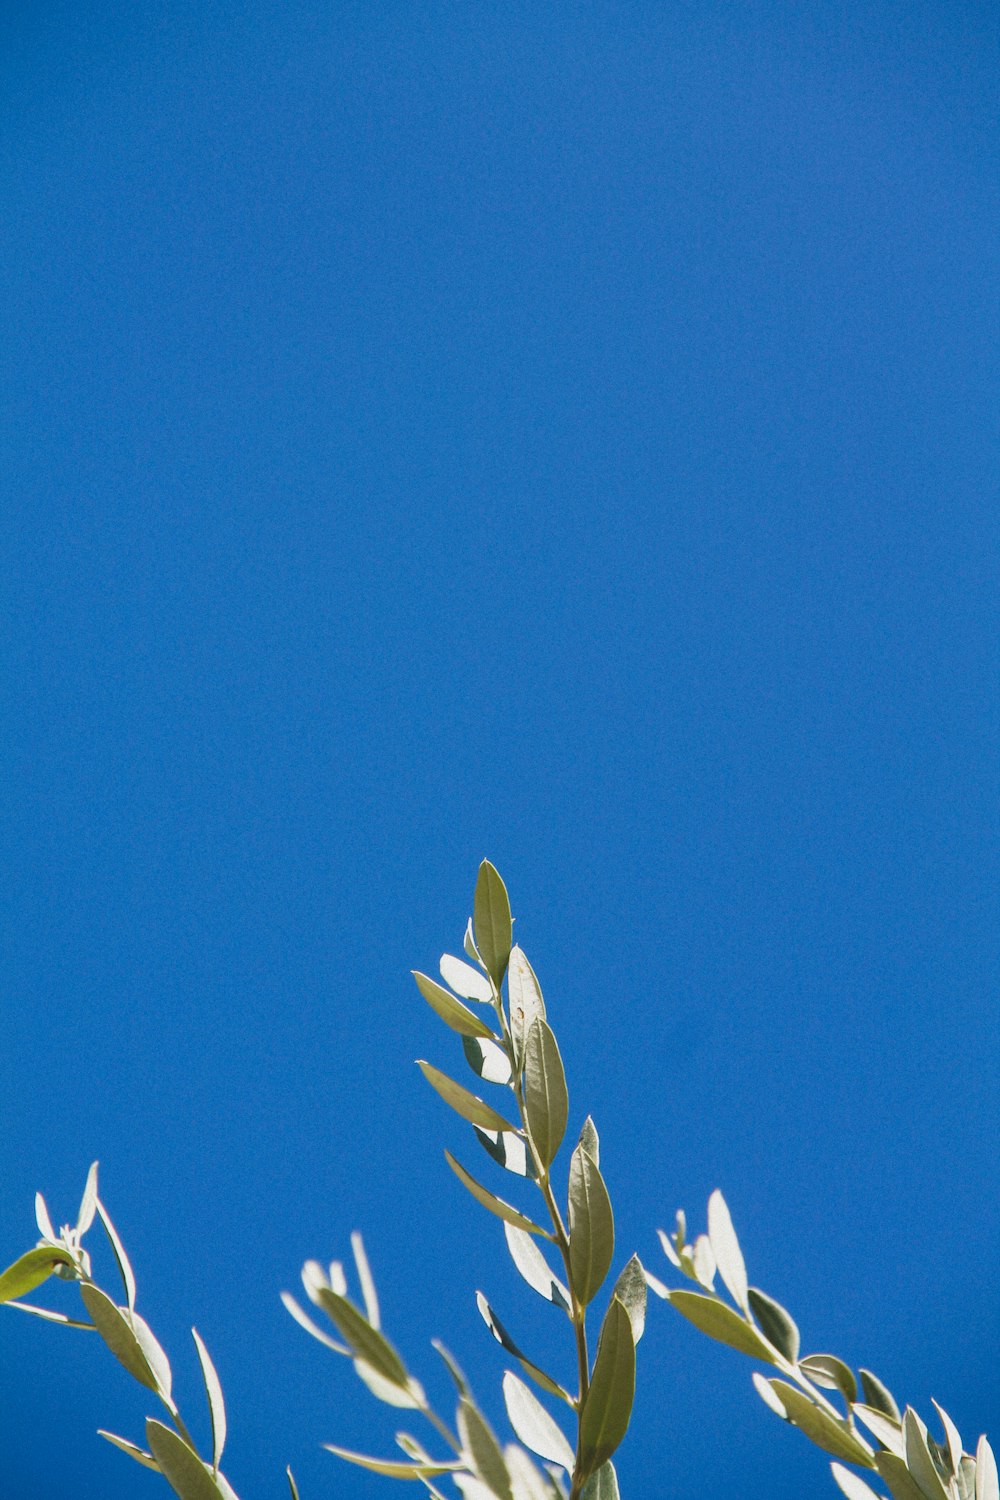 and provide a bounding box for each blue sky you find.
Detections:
[1,3,997,1498]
